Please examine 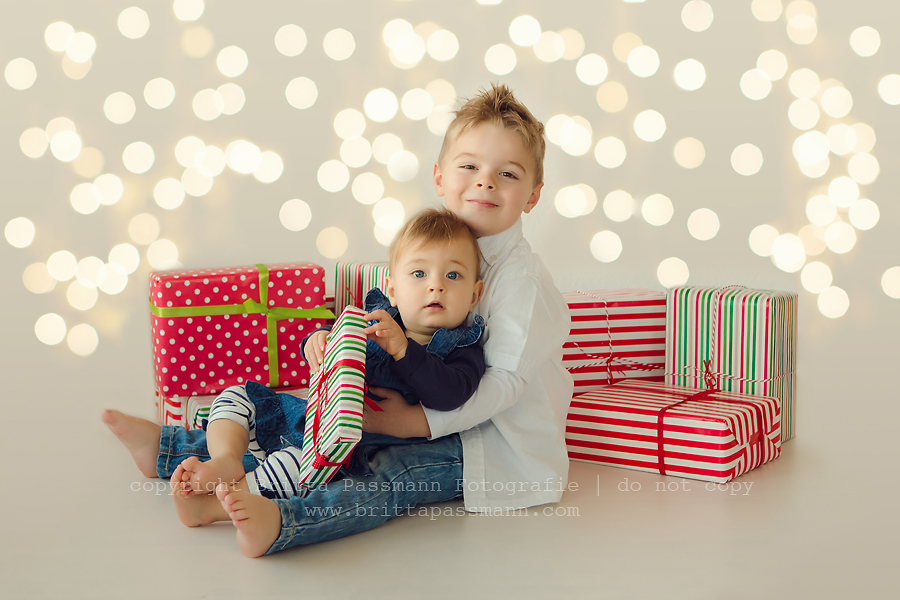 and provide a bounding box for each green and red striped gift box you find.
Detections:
[664,286,797,442]
[294,305,367,495]
[334,262,390,316]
